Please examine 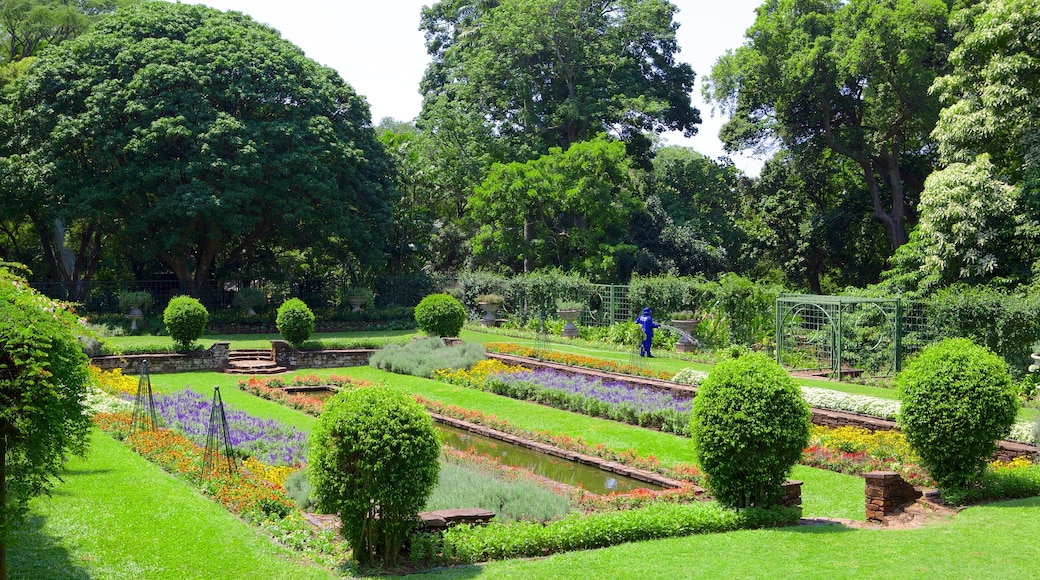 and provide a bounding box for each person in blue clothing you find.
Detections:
[635,307,659,357]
